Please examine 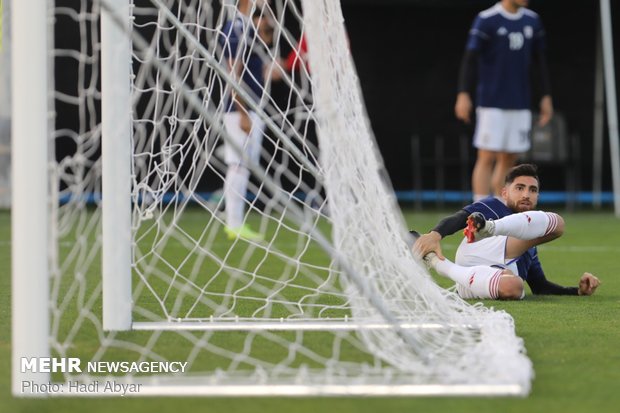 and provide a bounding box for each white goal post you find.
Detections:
[12,0,532,397]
